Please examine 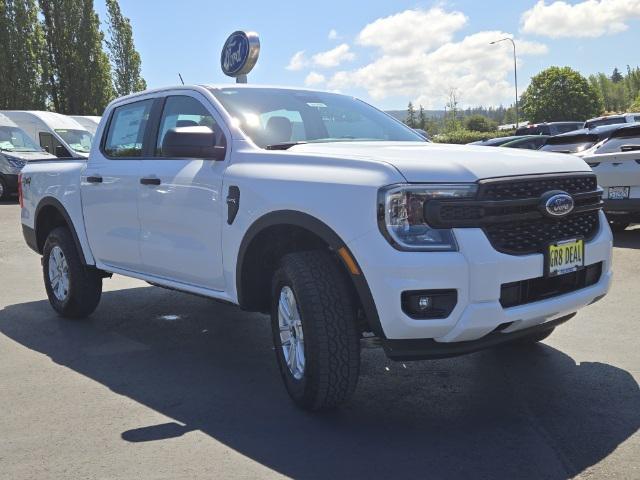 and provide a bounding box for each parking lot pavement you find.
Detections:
[0,200,638,480]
